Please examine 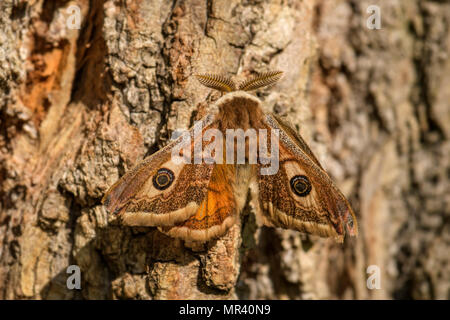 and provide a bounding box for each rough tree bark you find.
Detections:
[0,0,448,299]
